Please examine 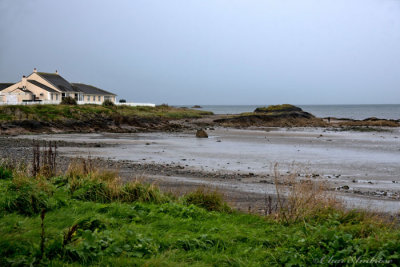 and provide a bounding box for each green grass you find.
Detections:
[254,104,302,113]
[0,166,399,266]
[0,104,213,122]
